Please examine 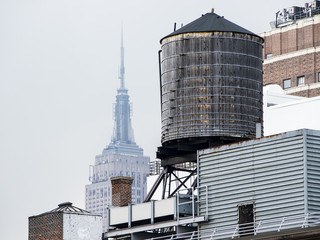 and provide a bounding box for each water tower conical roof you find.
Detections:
[160,12,261,43]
